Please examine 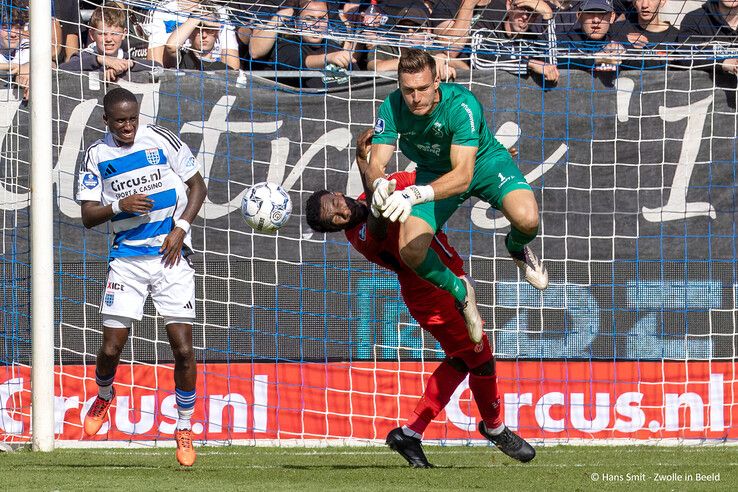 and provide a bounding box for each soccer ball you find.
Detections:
[241,181,292,232]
